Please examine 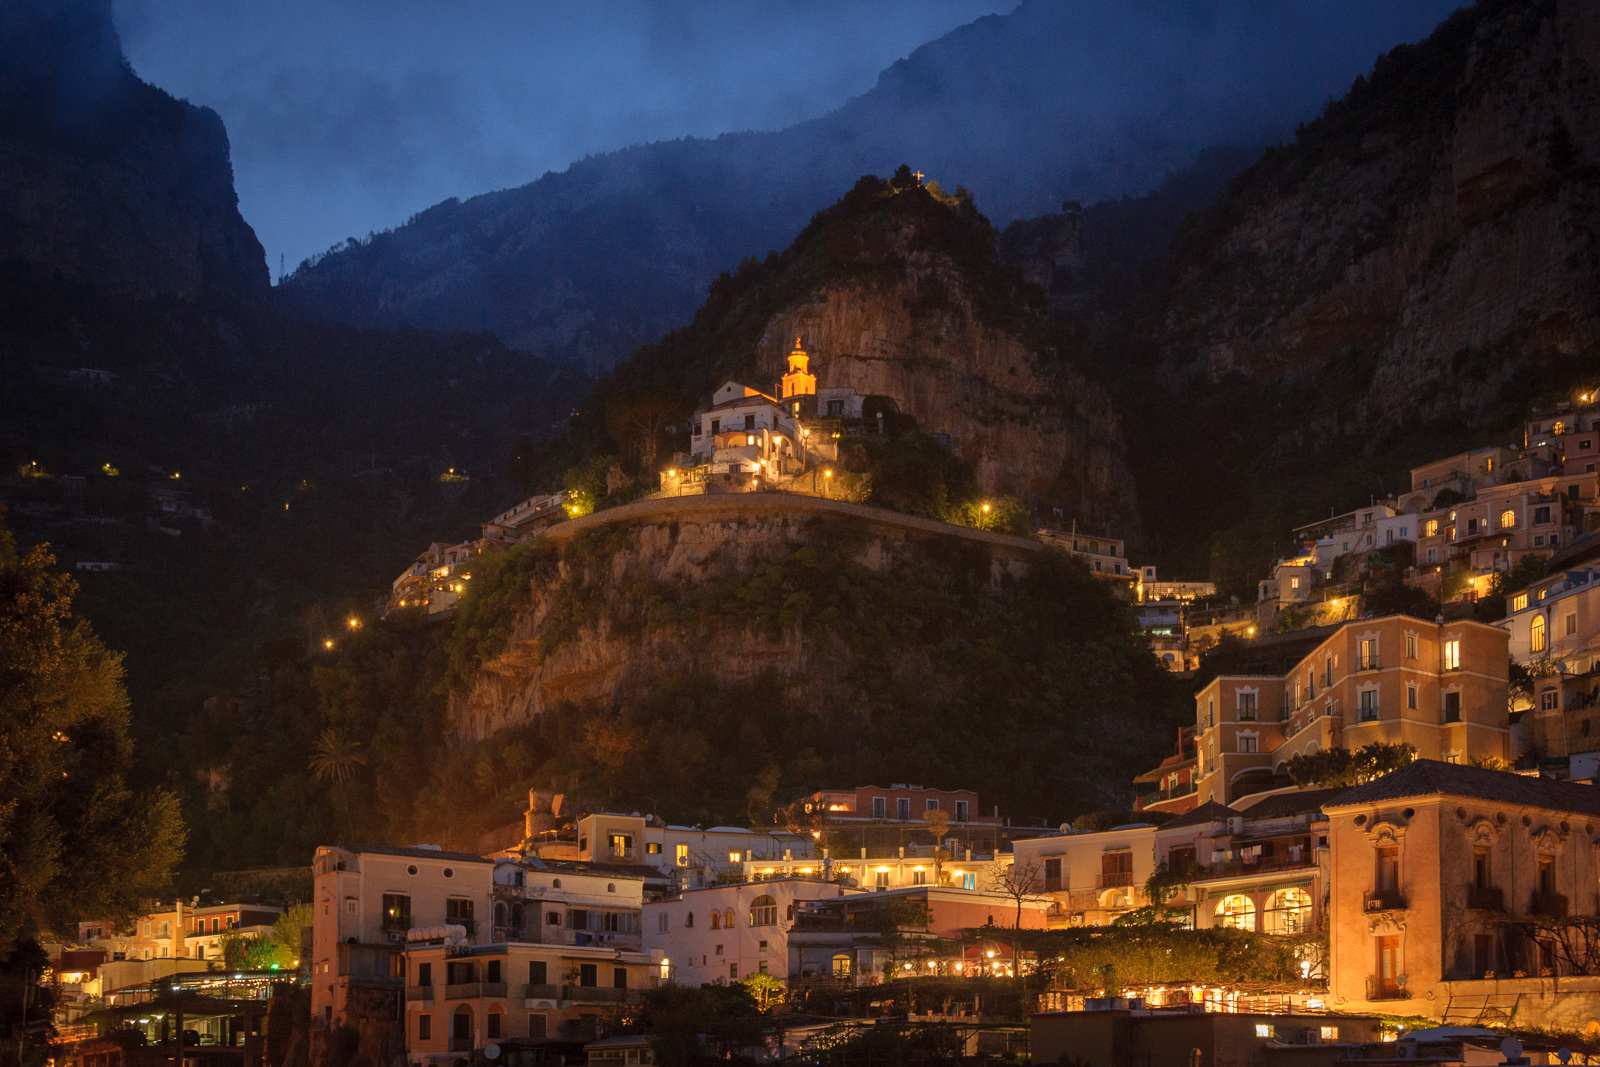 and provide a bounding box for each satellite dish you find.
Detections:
[485,1044,501,1060]
[1500,1038,1523,1061]
[1558,1050,1572,1065]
